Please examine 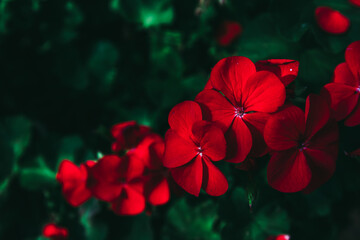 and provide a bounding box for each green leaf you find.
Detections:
[57,135,84,165]
[19,167,57,191]
[163,199,221,240]
[80,199,108,240]
[128,214,153,240]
